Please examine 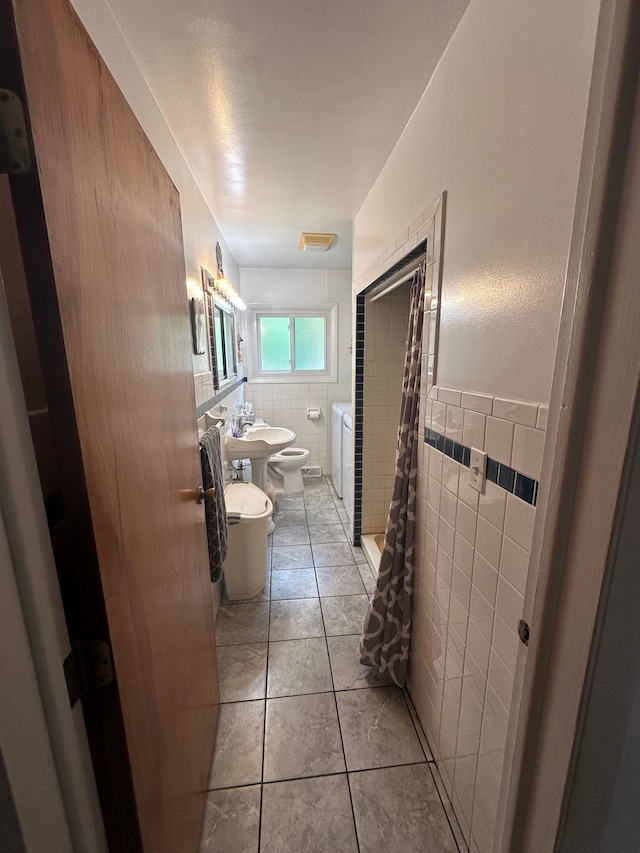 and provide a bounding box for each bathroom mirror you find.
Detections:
[201,266,238,390]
